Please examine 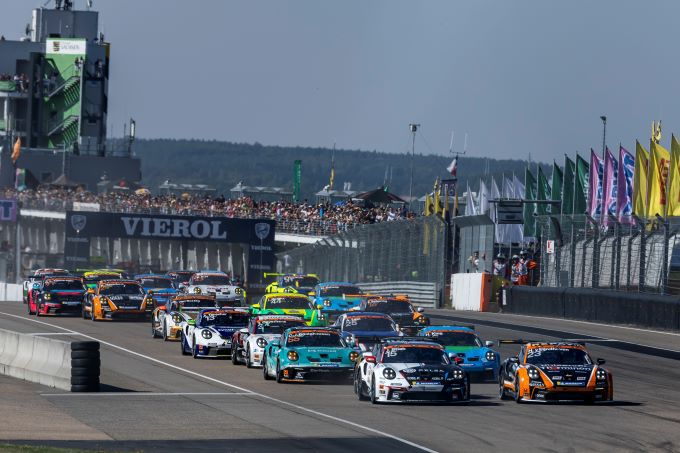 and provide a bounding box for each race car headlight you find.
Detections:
[527,367,541,380]
[317,313,326,321]
[485,351,496,361]
[256,337,268,348]
[171,314,181,323]
[415,316,427,324]
[201,330,213,339]
[382,368,397,380]
[596,369,607,381]
[193,287,201,294]
[235,288,242,295]
[323,299,332,307]
[43,293,51,300]
[448,369,464,380]
[349,351,360,362]
[287,351,299,361]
